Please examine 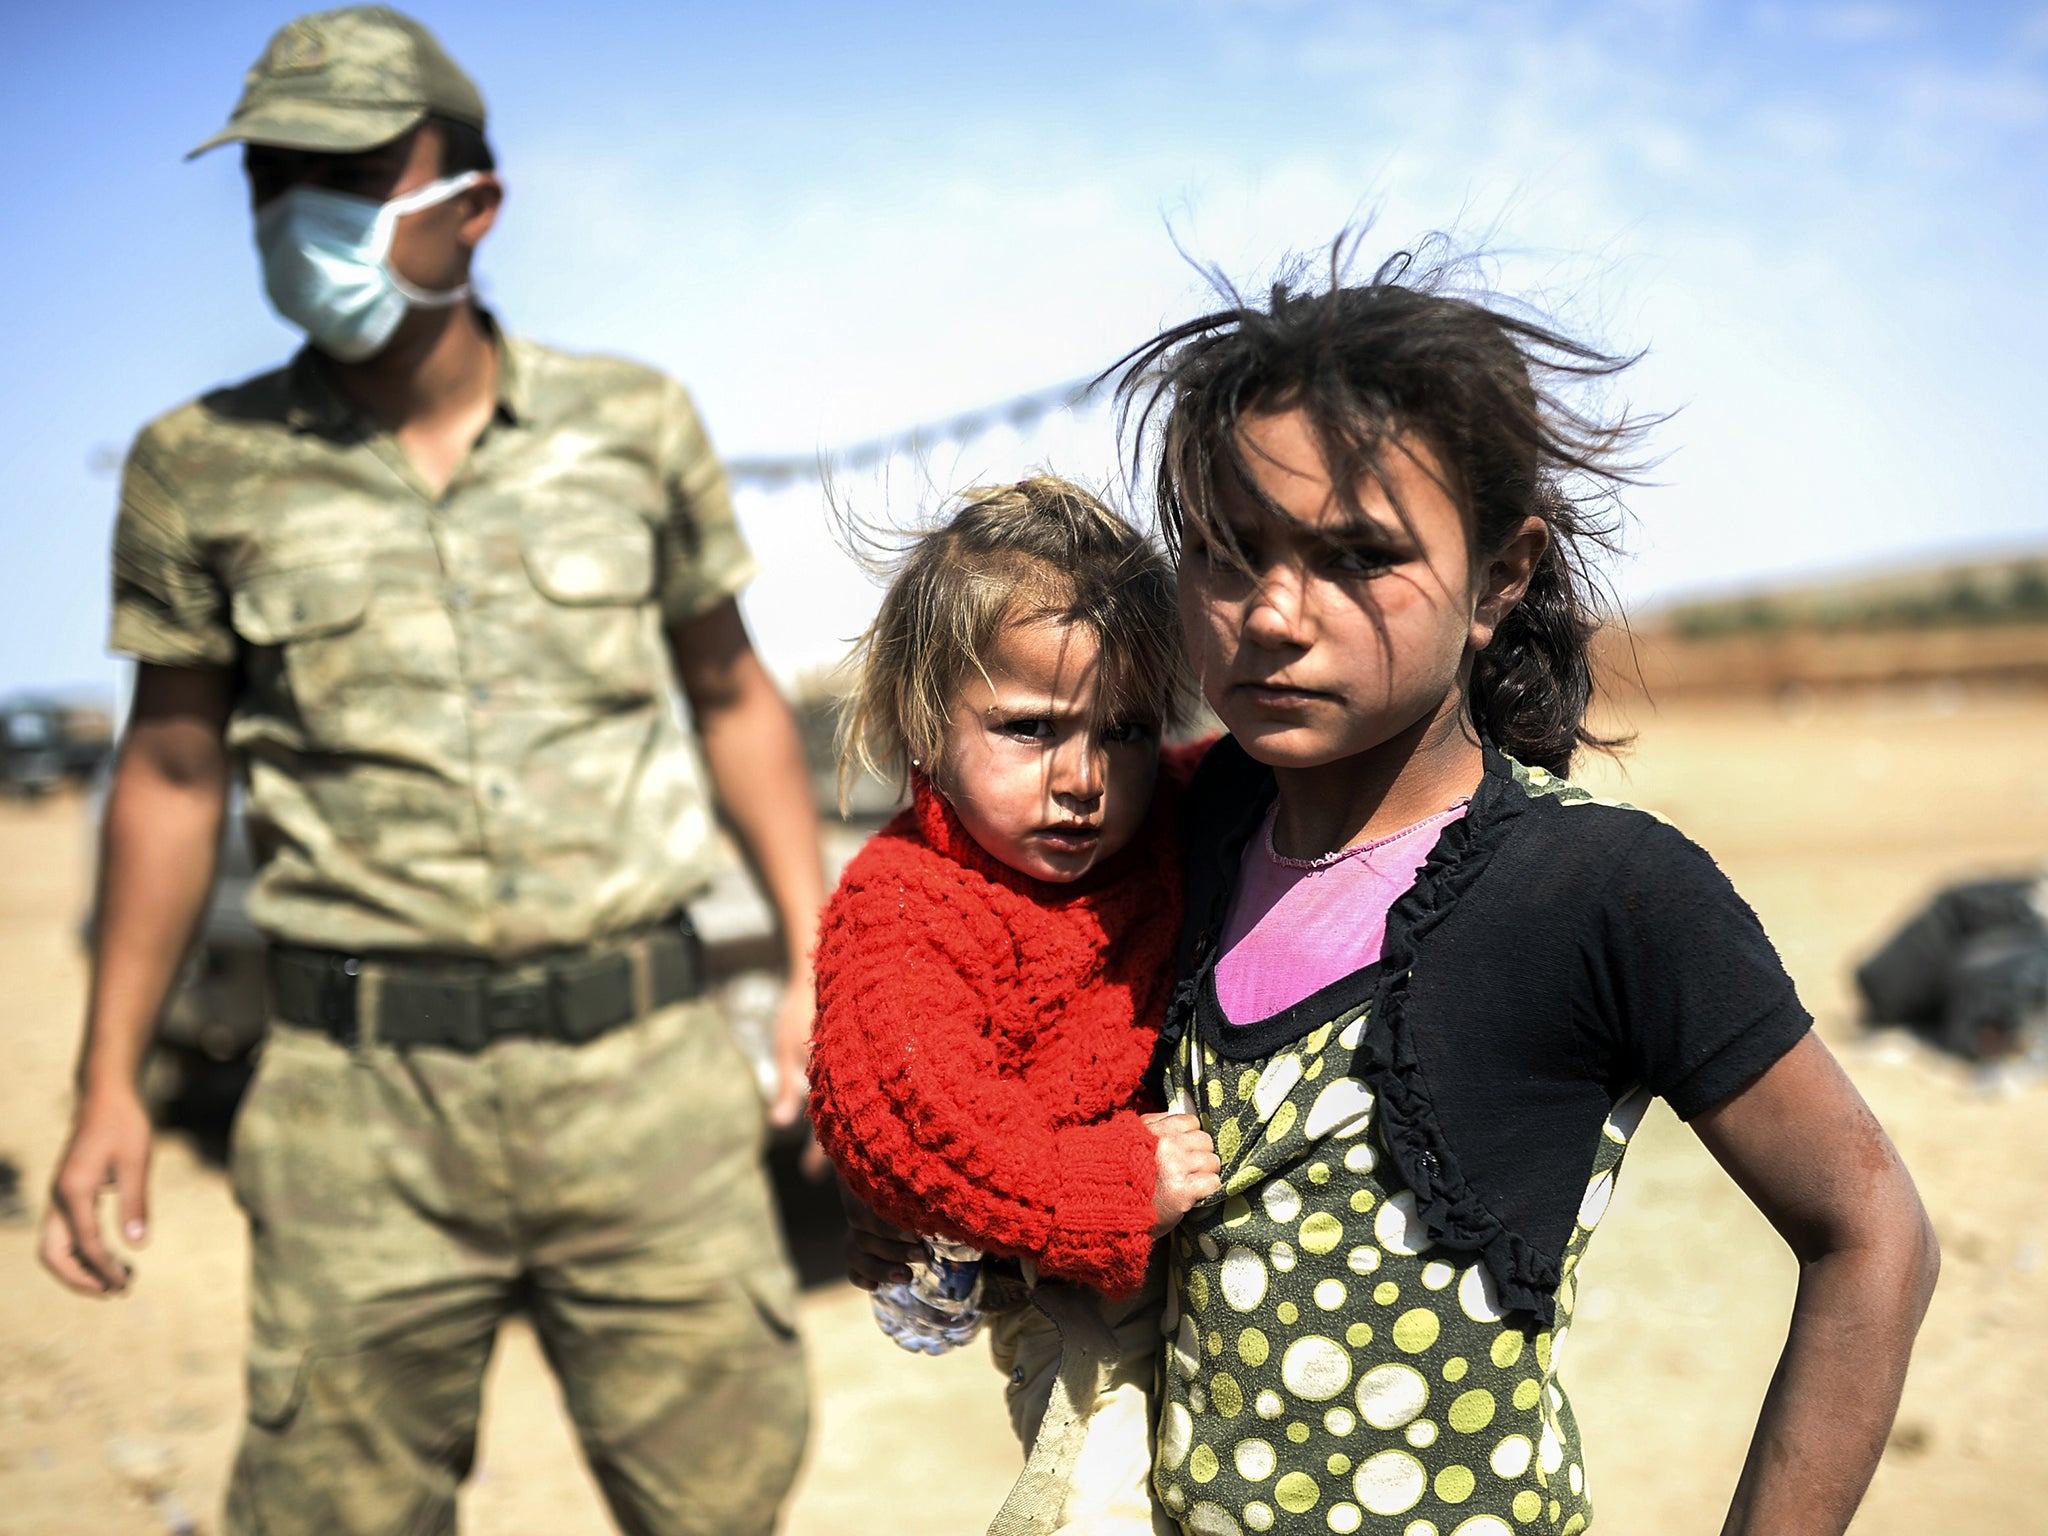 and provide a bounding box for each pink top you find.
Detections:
[1214,800,1470,1024]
